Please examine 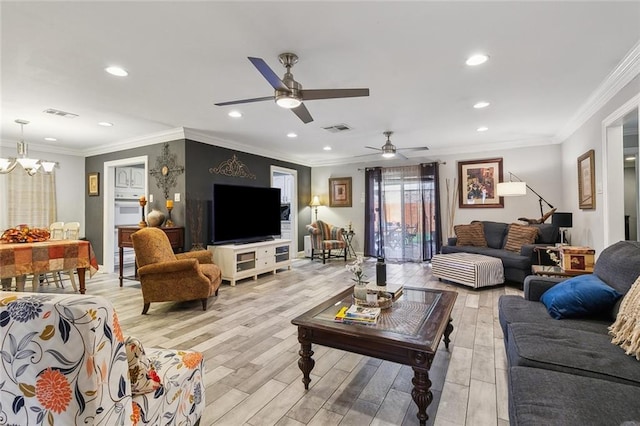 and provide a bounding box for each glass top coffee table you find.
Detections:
[291,286,457,426]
